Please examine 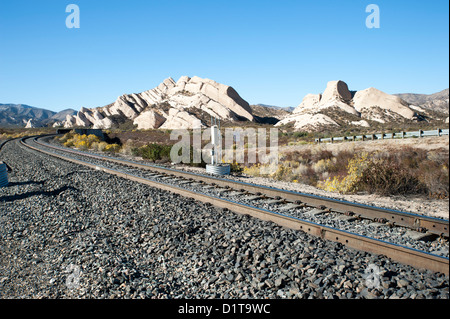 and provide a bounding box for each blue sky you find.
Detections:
[0,0,448,112]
